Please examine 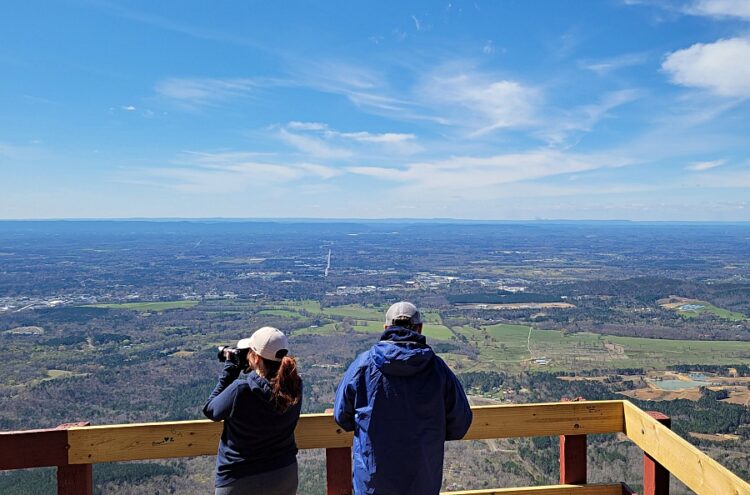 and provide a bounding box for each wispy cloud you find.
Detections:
[536,89,643,145]
[685,0,750,20]
[277,128,354,160]
[411,15,422,31]
[662,37,750,98]
[420,67,540,134]
[279,122,422,156]
[581,52,650,75]
[154,77,259,107]
[348,149,634,197]
[686,159,726,171]
[137,151,342,193]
